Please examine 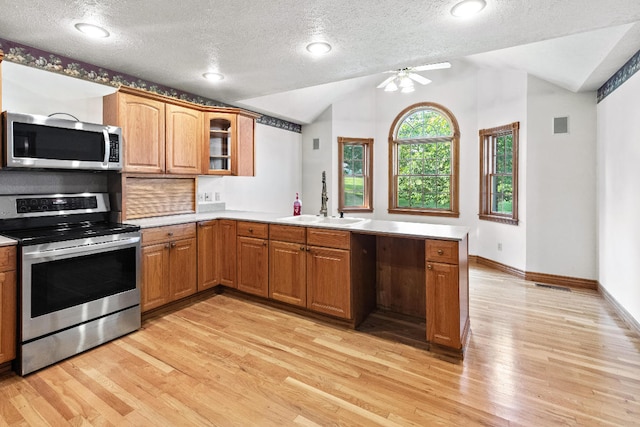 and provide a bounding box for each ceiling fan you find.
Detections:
[377,62,451,93]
